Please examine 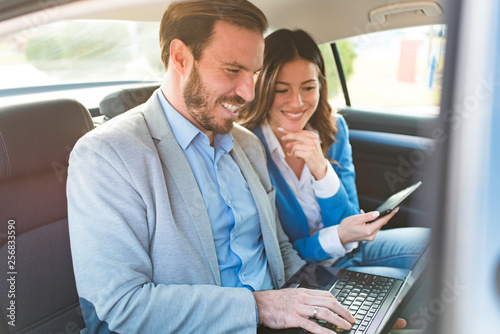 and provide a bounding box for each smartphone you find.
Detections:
[367,181,422,223]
